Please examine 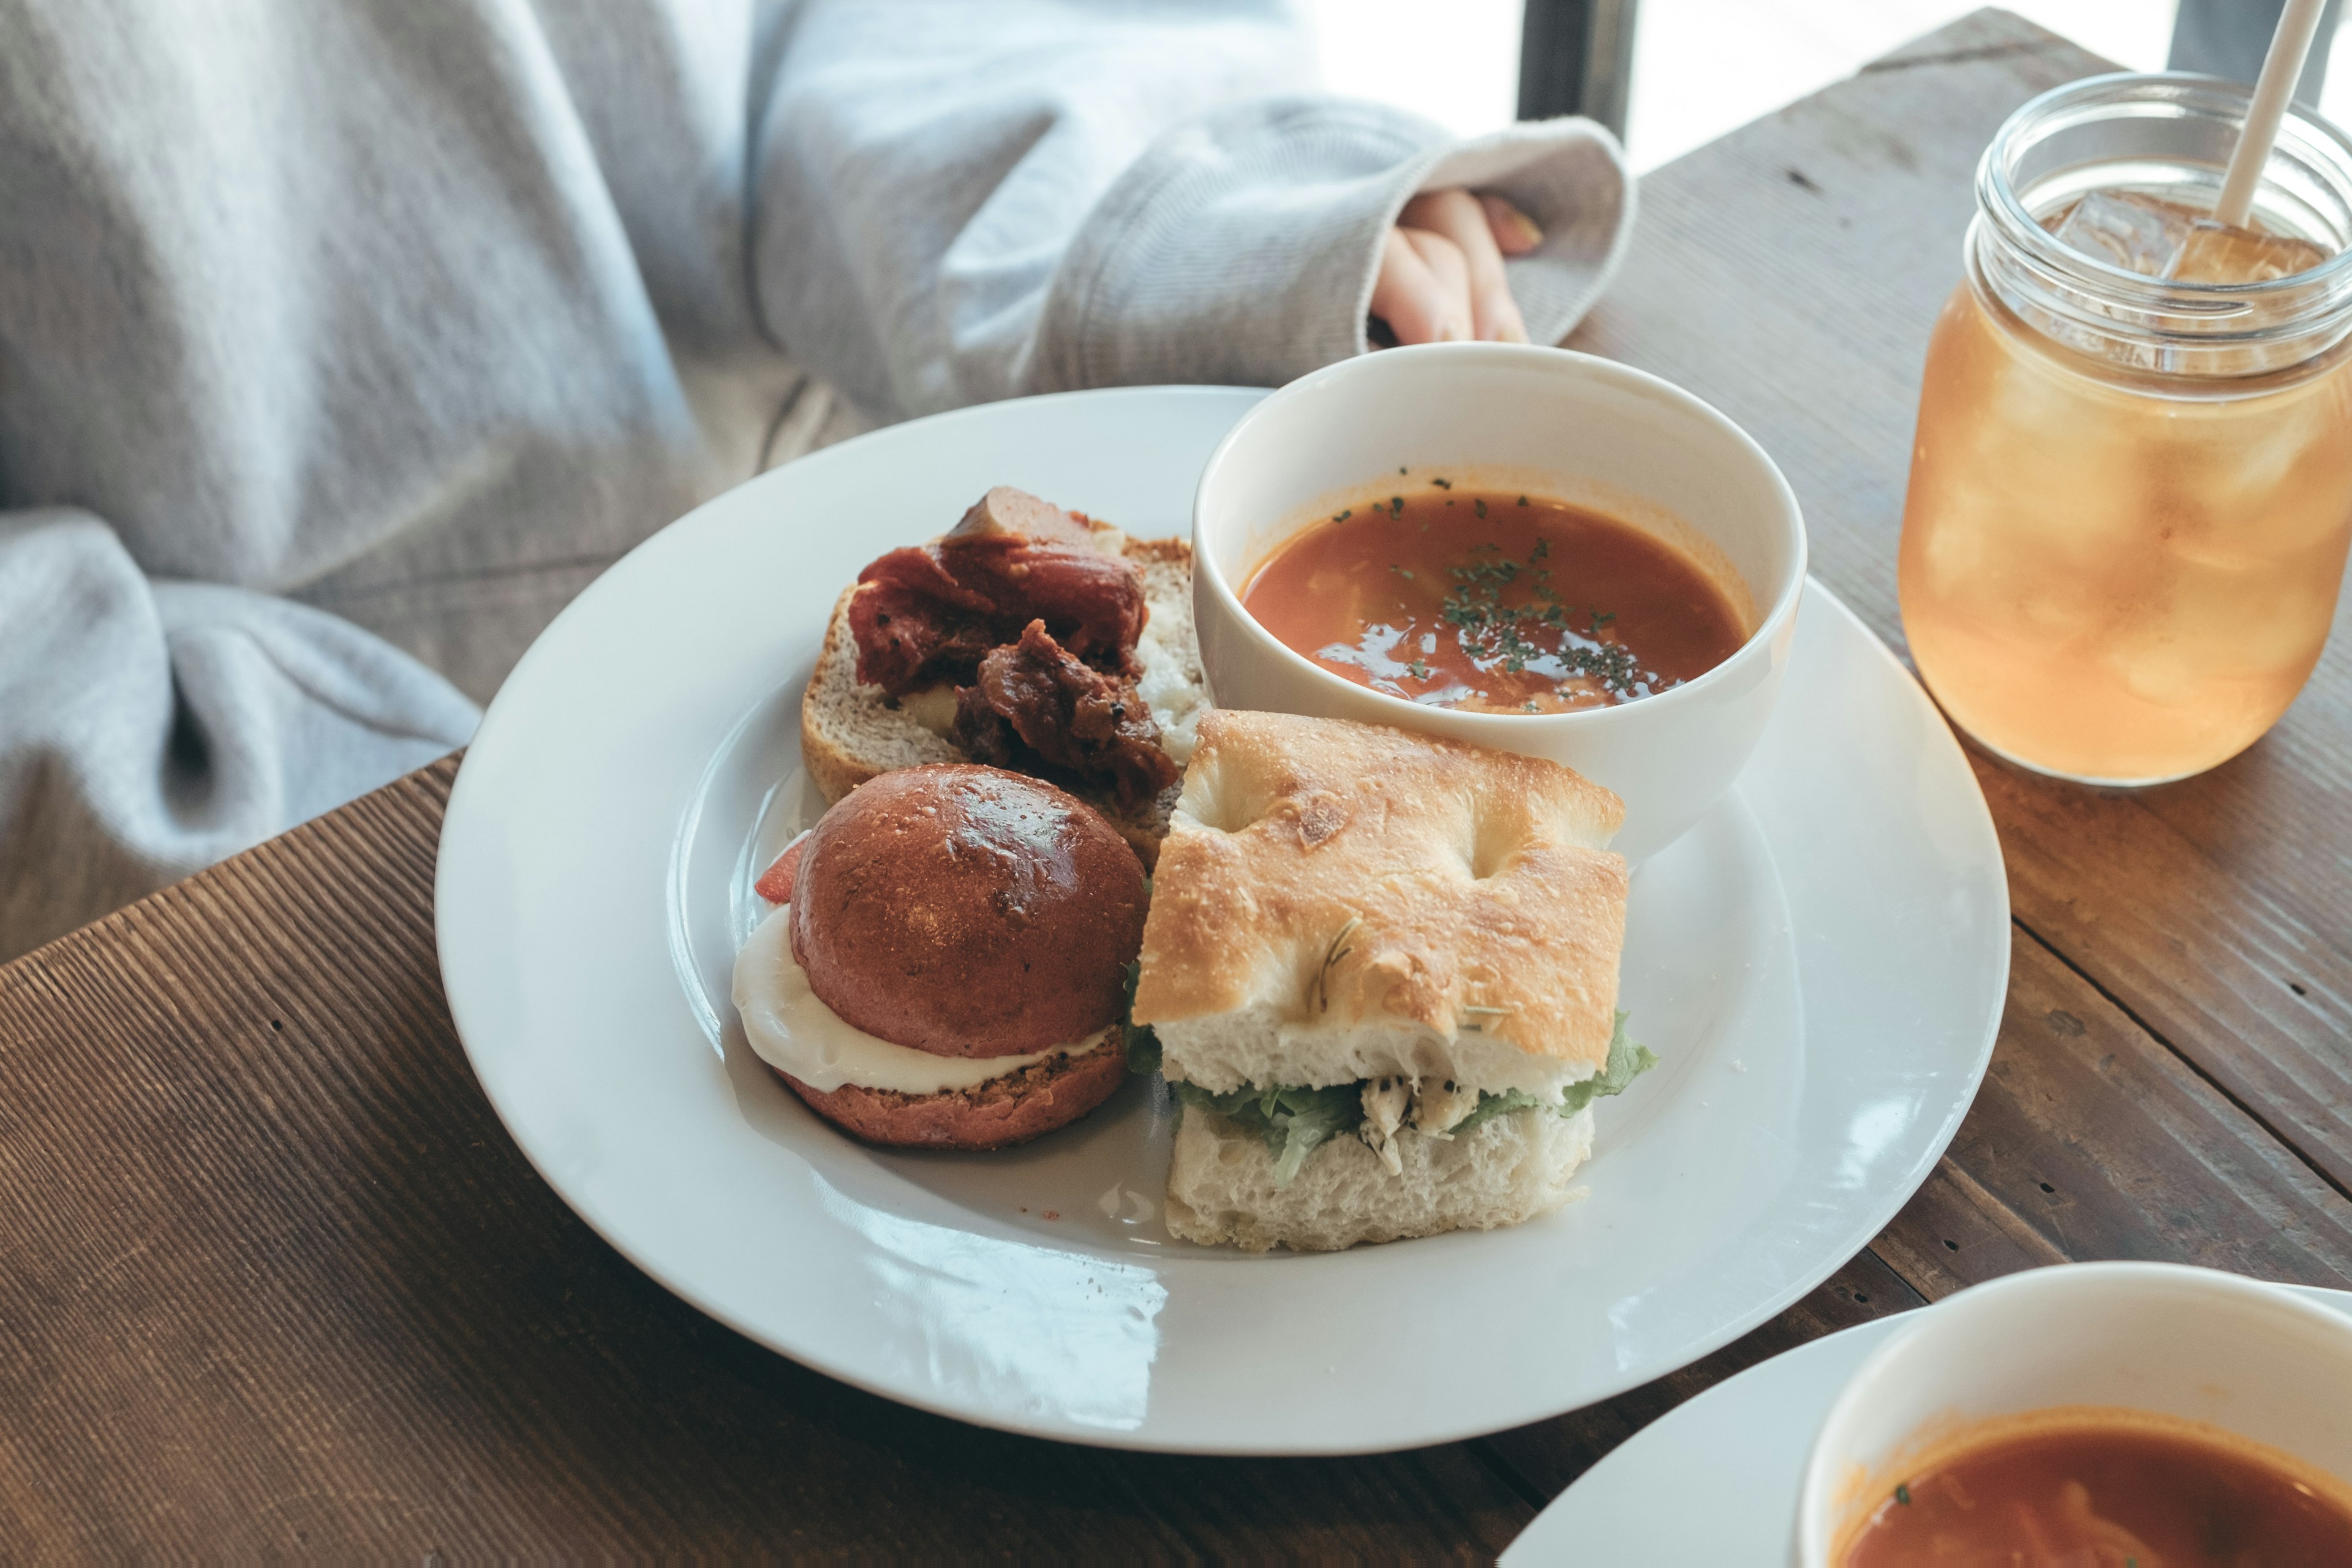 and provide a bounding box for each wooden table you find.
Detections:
[6,11,2347,1557]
